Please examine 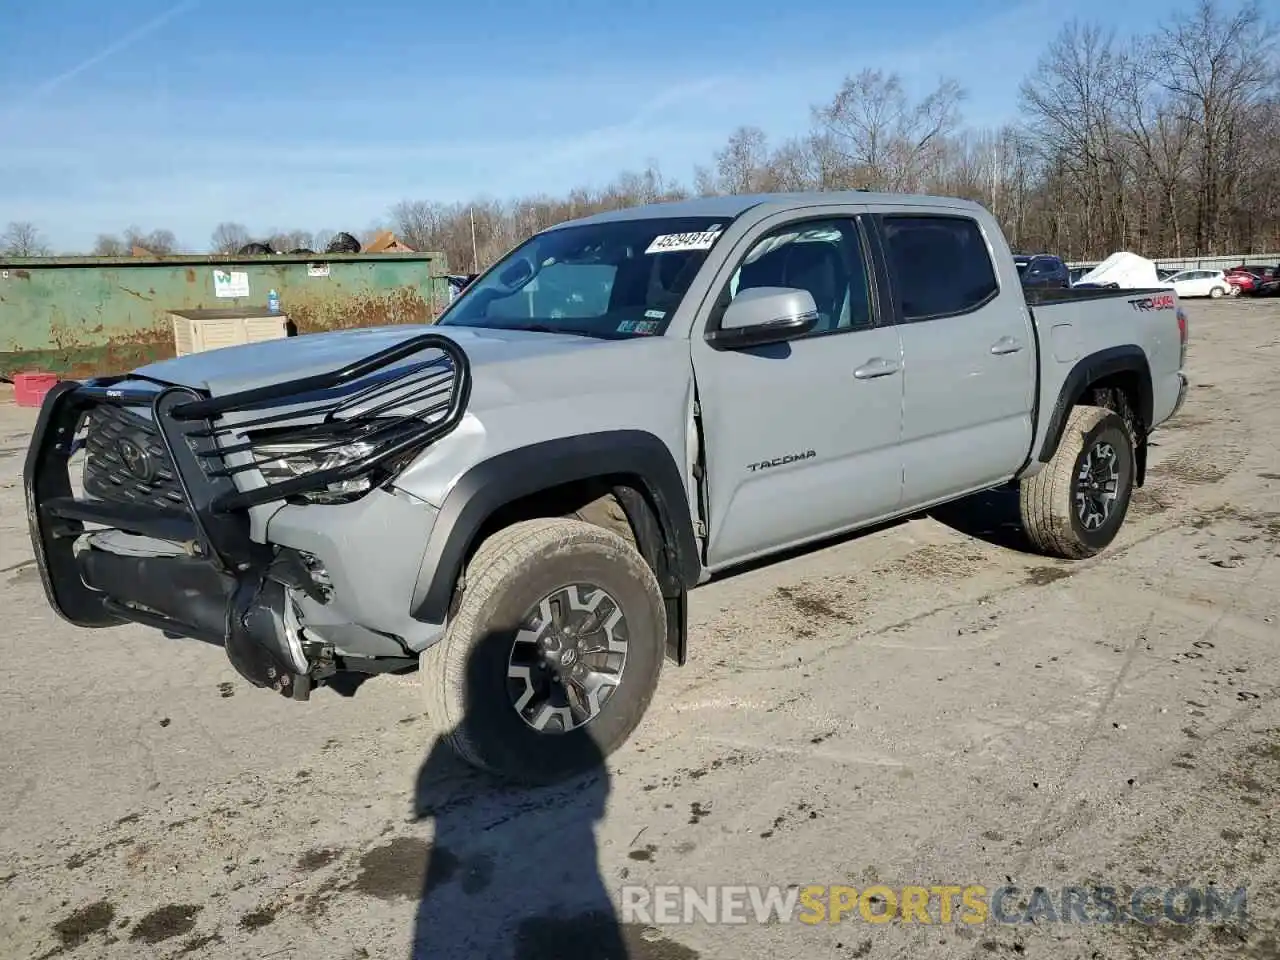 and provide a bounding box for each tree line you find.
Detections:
[4,0,1275,268]
[391,0,1278,270]
[0,222,342,258]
